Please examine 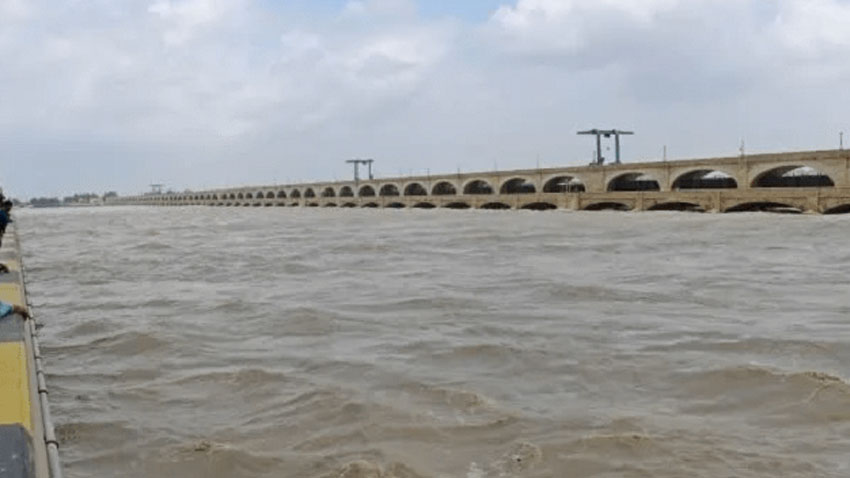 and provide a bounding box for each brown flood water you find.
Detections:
[17,206,850,478]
